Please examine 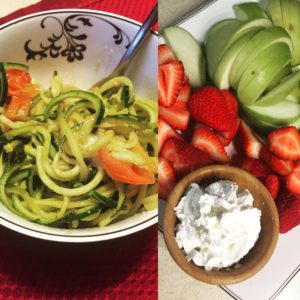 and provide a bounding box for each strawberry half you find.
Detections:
[158,83,191,131]
[158,157,176,200]
[161,137,211,164]
[240,157,272,177]
[260,147,294,176]
[158,44,176,65]
[159,106,190,131]
[236,119,263,159]
[158,118,181,154]
[276,188,296,213]
[191,126,229,163]
[267,126,300,161]
[188,86,236,131]
[259,174,280,200]
[159,62,184,108]
[158,68,167,107]
[285,160,300,195]
[218,118,240,147]
[175,83,191,110]
[278,195,300,234]
[221,89,238,119]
